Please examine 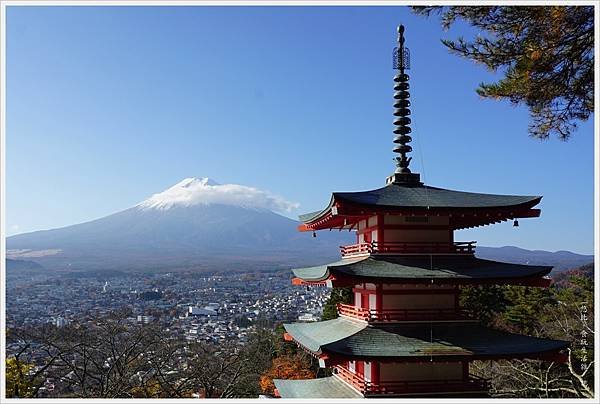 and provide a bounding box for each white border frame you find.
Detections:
[0,1,598,403]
